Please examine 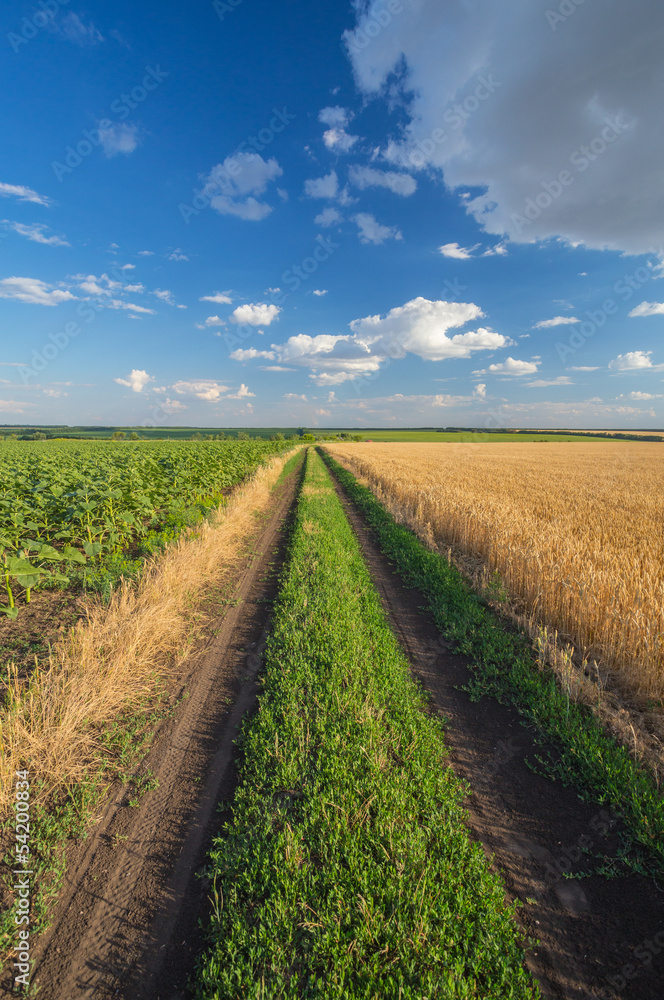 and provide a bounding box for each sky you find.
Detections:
[1,0,663,430]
